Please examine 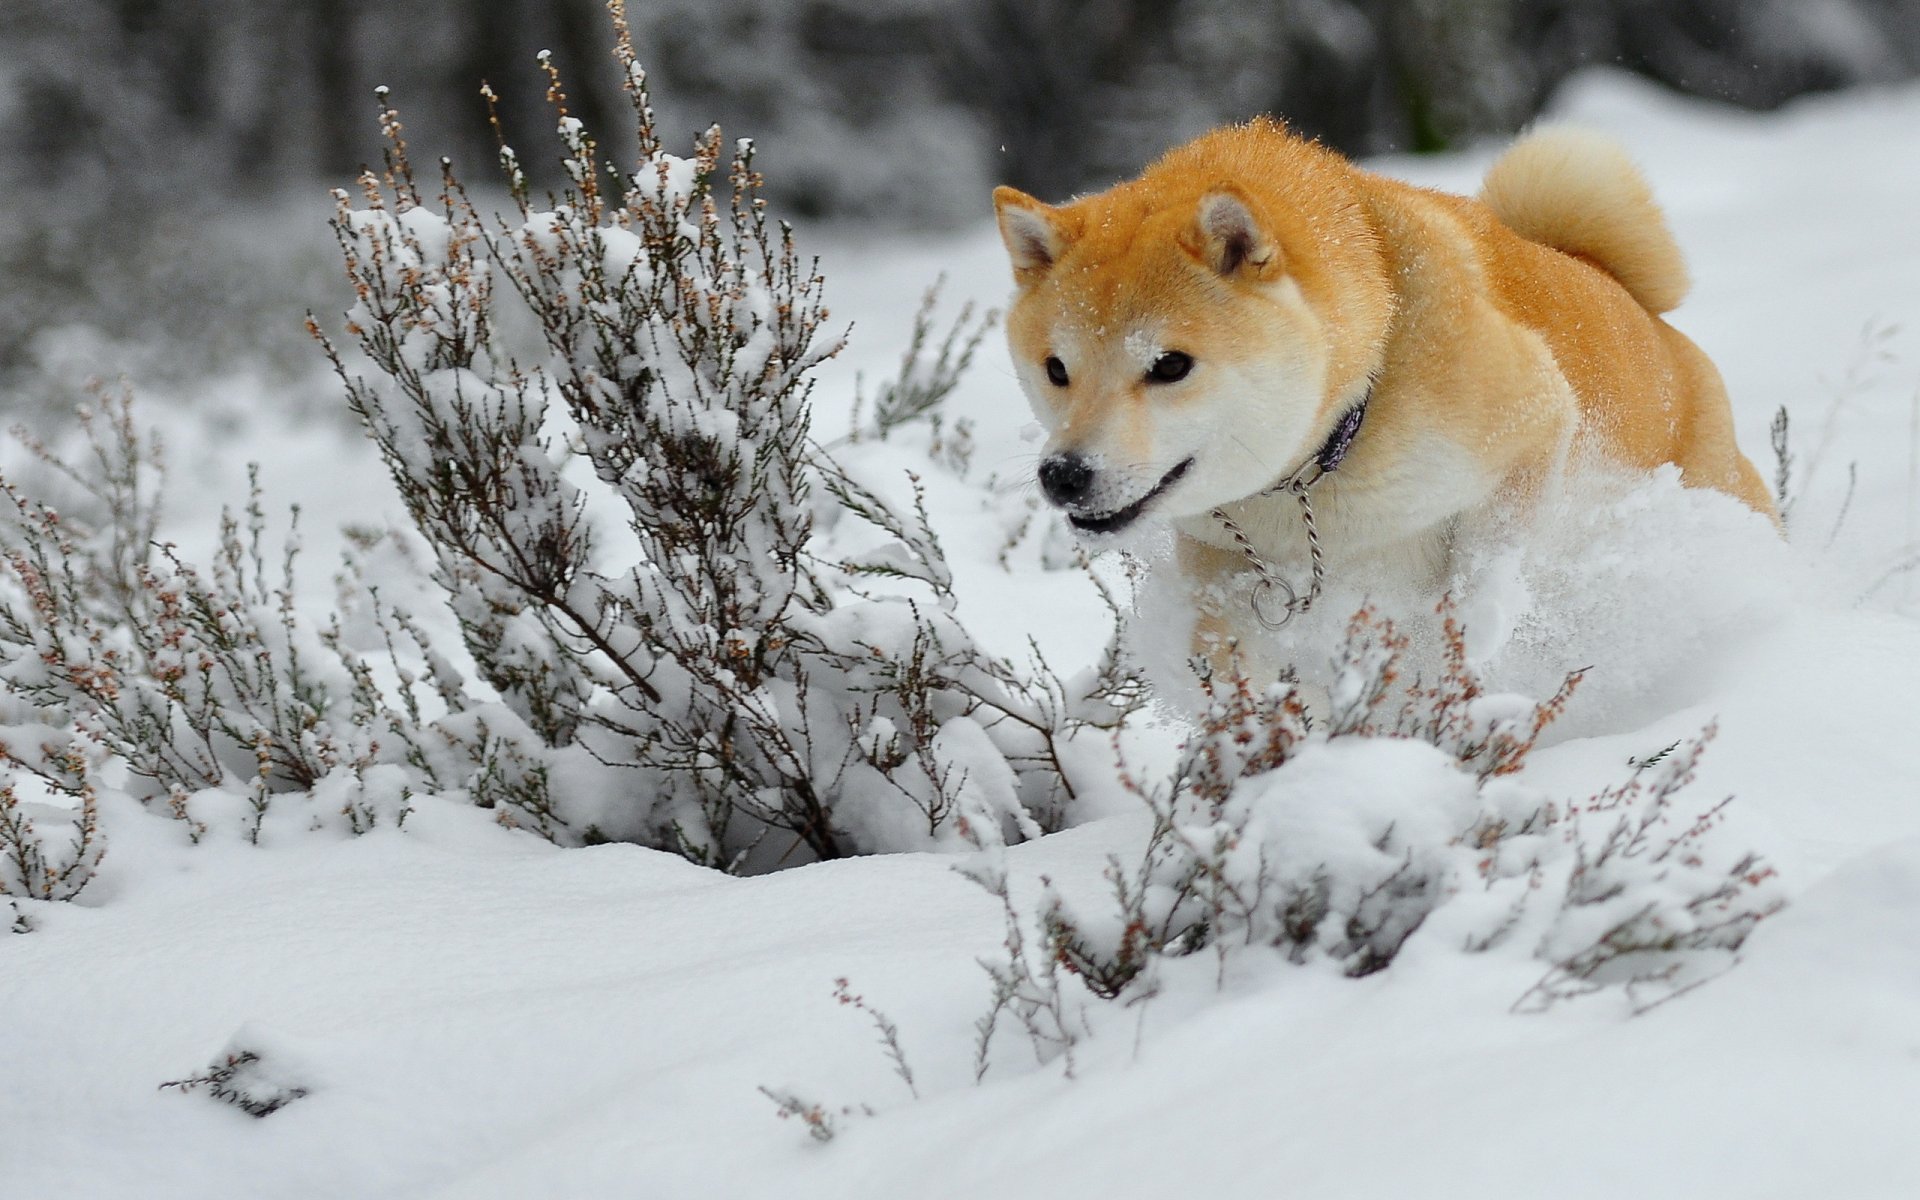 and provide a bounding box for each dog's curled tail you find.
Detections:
[1480,128,1689,314]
